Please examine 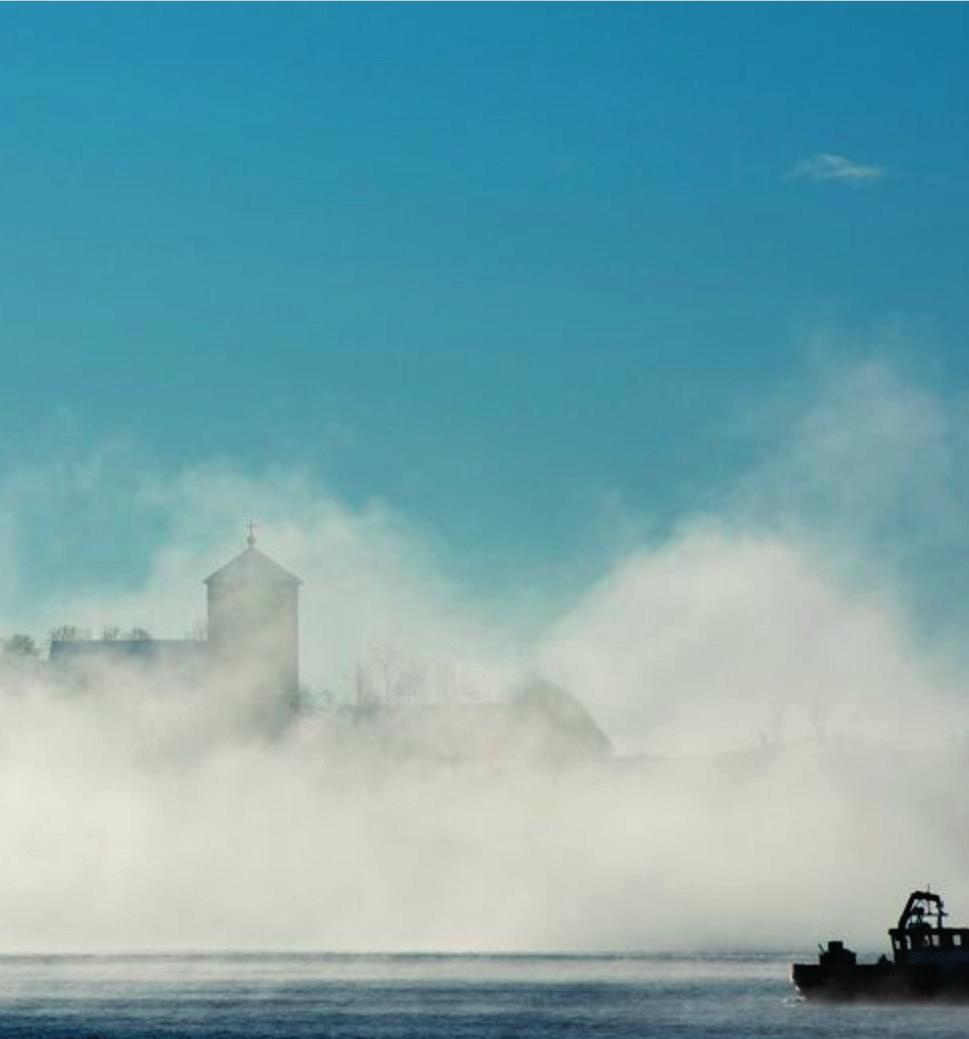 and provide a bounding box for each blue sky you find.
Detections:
[0,4,967,601]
